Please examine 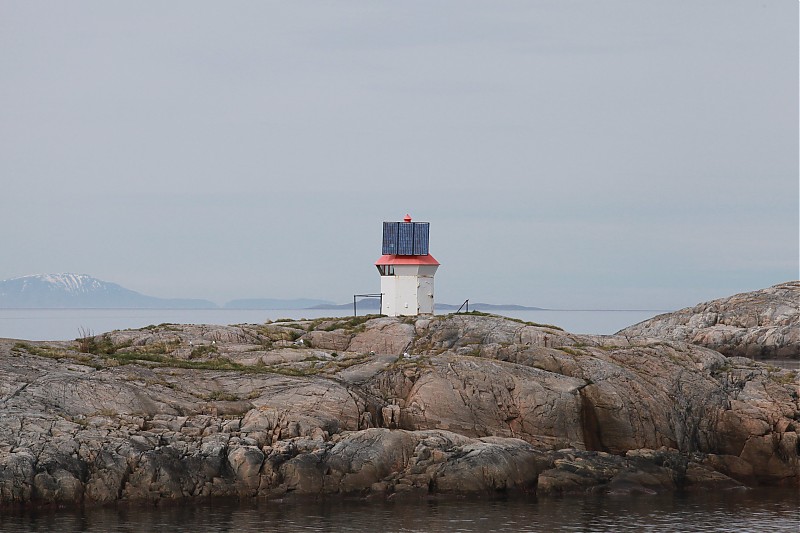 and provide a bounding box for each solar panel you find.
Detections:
[397,223,415,255]
[382,220,430,255]
[382,222,399,255]
[413,223,429,255]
